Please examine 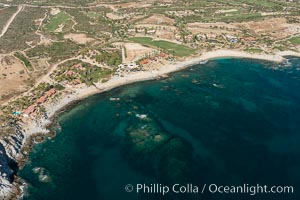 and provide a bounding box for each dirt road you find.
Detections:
[0,5,23,38]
